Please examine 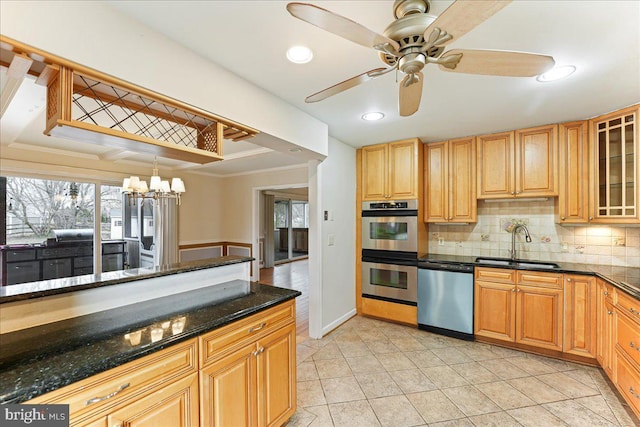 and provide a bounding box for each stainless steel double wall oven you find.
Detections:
[361,200,418,305]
